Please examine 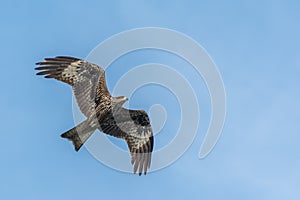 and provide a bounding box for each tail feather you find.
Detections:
[61,118,97,151]
[61,127,83,151]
